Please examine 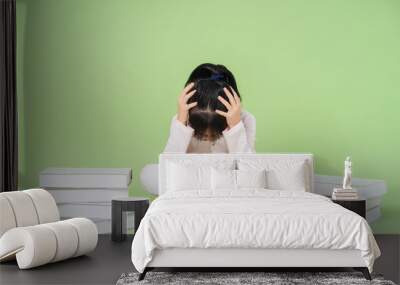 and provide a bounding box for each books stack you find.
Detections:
[40,168,132,234]
[332,187,359,200]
